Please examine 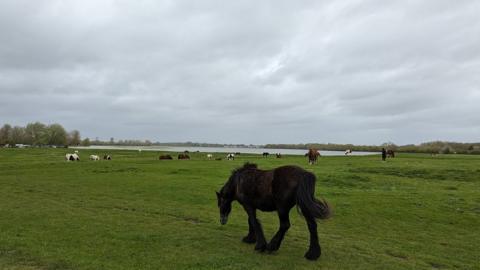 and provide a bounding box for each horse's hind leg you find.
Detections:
[242,216,256,244]
[304,214,321,260]
[267,209,290,252]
